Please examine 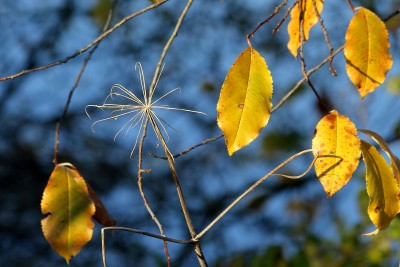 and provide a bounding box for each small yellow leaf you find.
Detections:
[360,140,400,235]
[312,110,361,197]
[344,7,393,99]
[41,163,95,263]
[217,47,273,156]
[287,0,323,57]
[359,129,400,185]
